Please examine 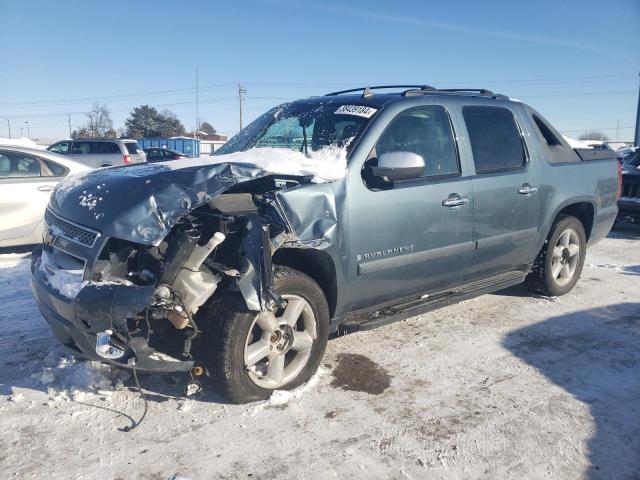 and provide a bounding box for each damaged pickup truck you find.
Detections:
[31,85,620,403]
